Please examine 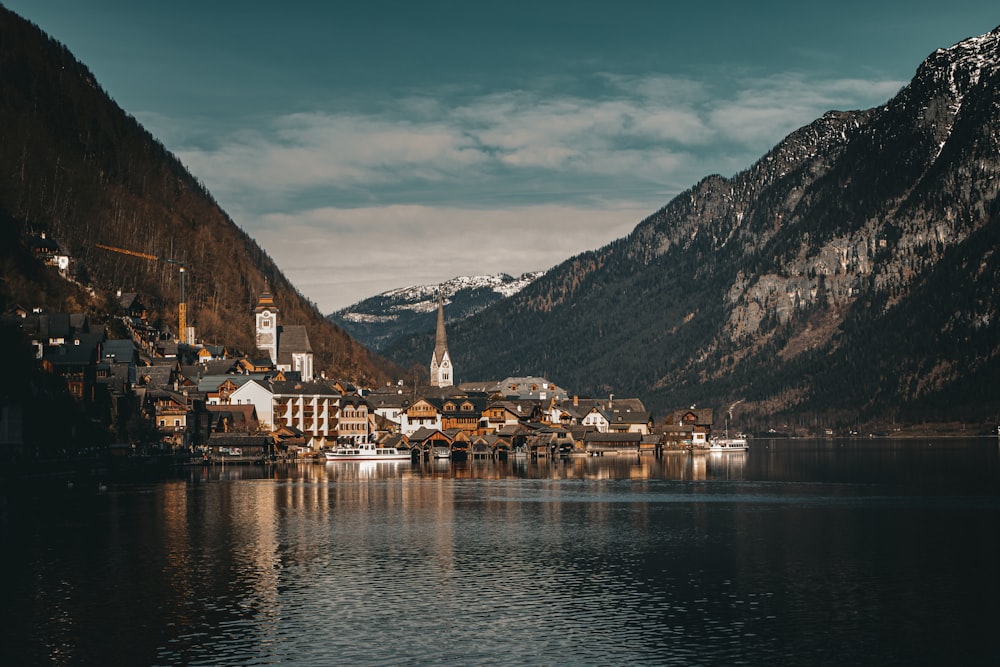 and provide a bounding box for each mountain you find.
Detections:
[328,272,542,352]
[0,6,396,385]
[383,26,1000,429]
